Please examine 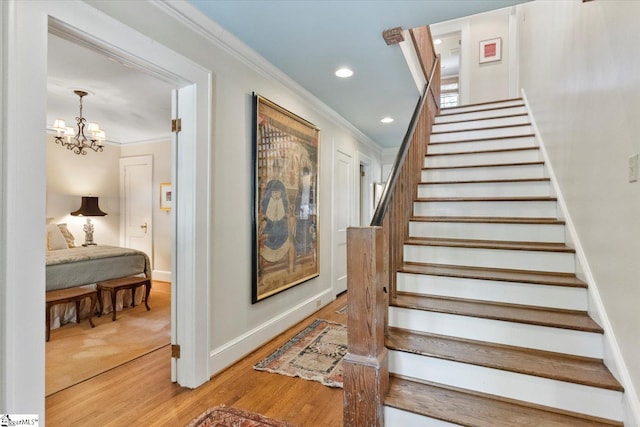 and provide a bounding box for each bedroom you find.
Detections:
[45,31,176,393]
